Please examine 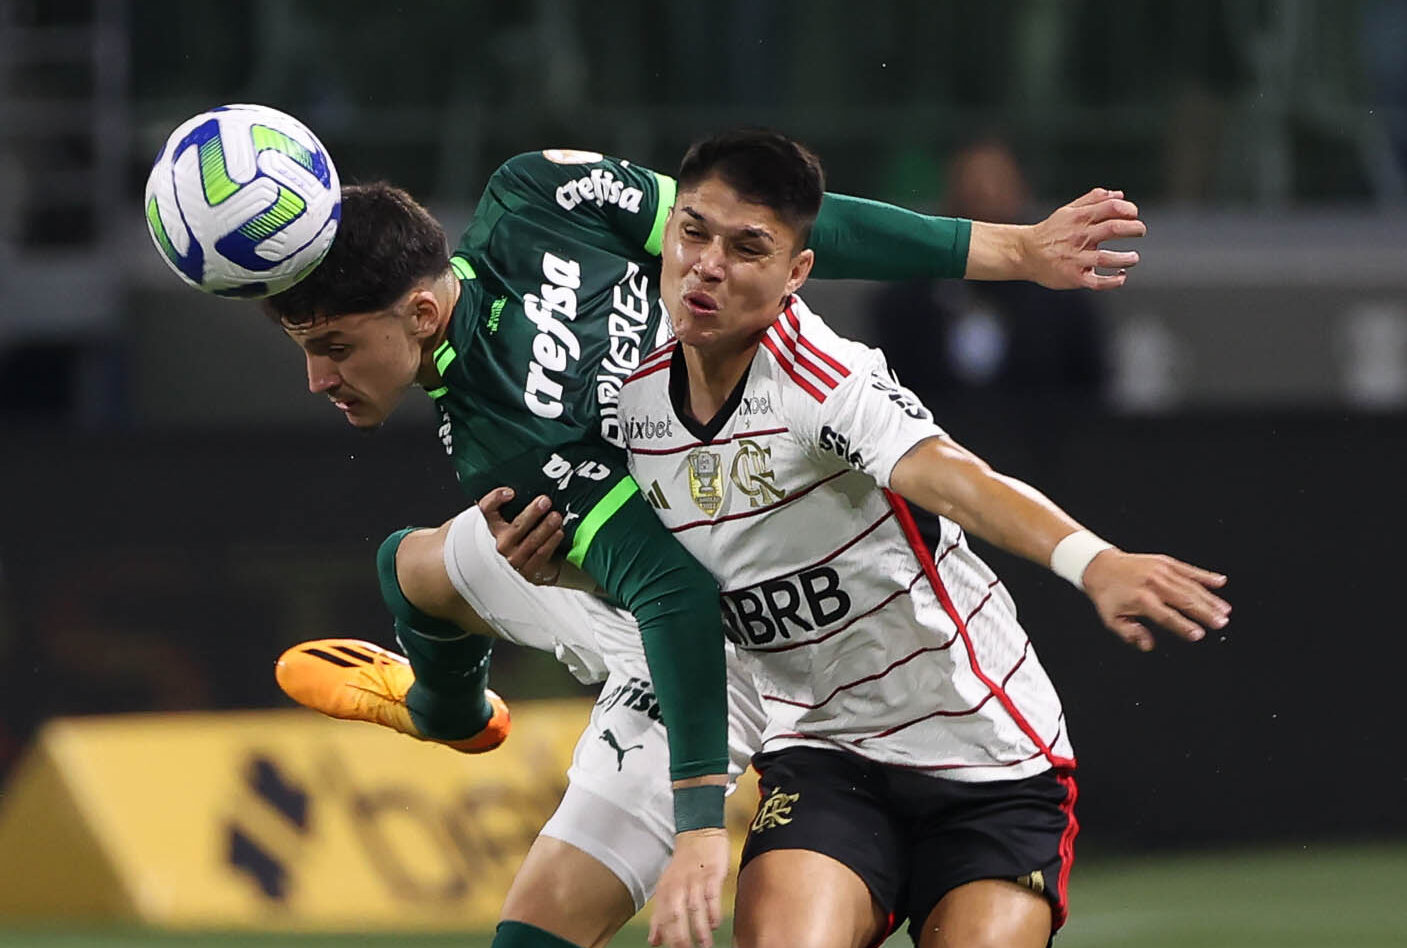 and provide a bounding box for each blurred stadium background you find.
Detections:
[1,1,1405,945]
